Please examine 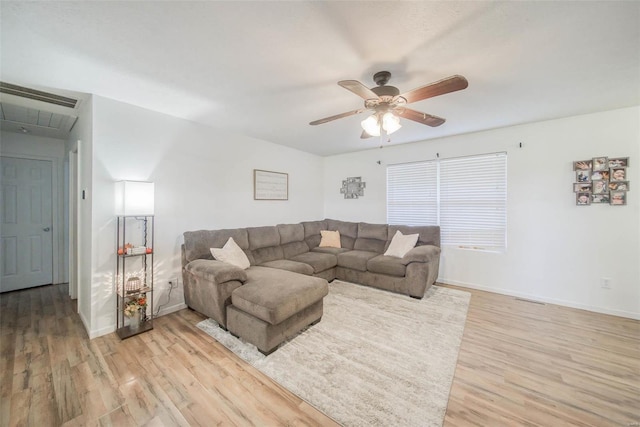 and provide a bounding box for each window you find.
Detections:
[387,161,438,226]
[387,152,507,251]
